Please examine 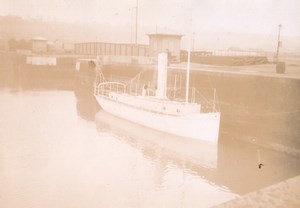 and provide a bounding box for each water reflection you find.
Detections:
[74,88,100,121]
[71,75,300,196]
[88,103,300,195]
[1,58,300,207]
[0,54,74,91]
[1,90,238,208]
[96,110,218,169]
